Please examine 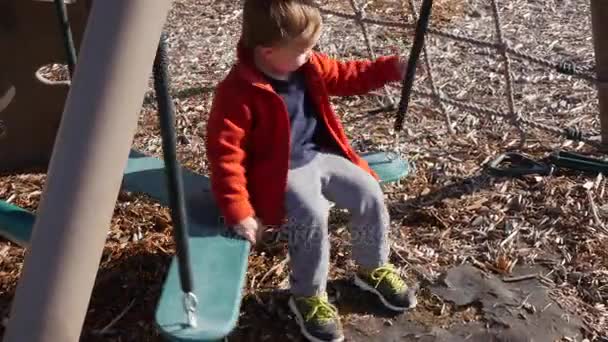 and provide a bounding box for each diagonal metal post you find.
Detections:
[591,0,608,147]
[2,1,173,341]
